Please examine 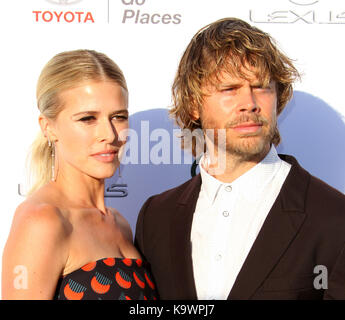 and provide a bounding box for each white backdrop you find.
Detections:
[1,0,344,296]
